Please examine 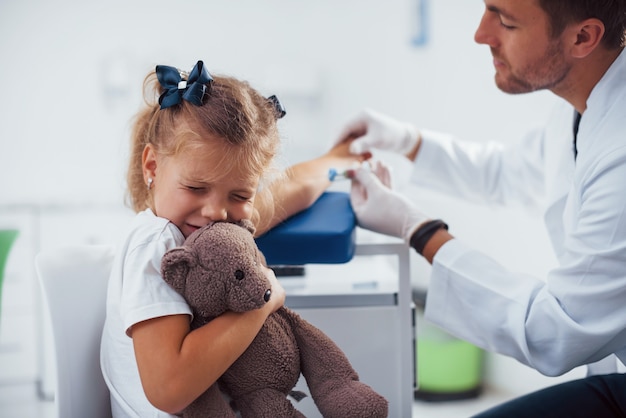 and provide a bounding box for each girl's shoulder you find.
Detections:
[123,209,185,259]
